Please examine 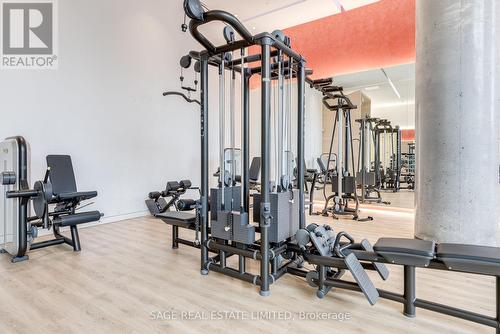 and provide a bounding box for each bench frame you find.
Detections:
[286,244,500,333]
